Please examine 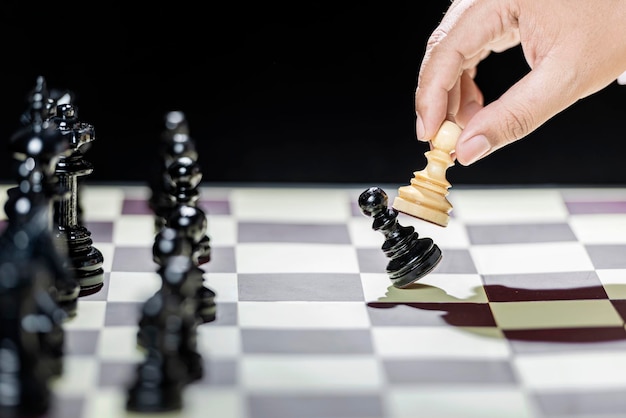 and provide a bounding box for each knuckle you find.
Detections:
[425,28,449,53]
[501,104,534,142]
